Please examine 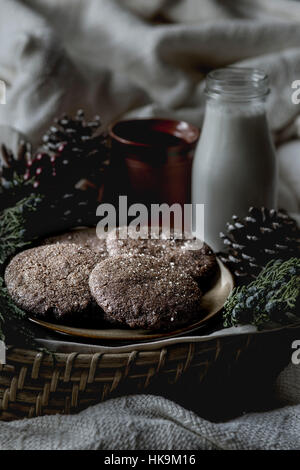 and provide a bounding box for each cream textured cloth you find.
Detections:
[0,381,300,450]
[0,0,300,217]
[0,0,300,449]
